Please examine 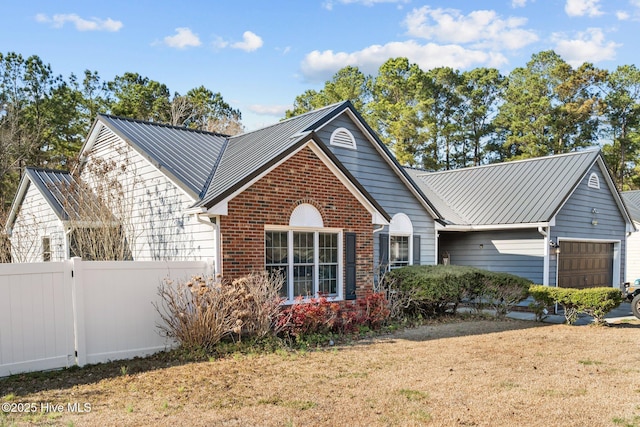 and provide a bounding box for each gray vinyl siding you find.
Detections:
[550,164,627,287]
[316,115,437,267]
[439,229,545,284]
